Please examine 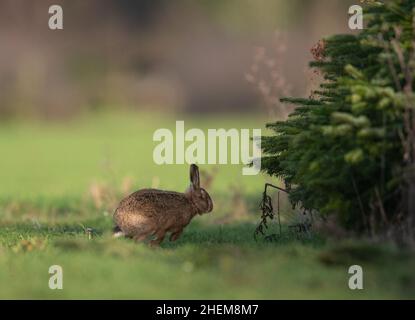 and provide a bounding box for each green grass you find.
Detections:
[0,111,265,200]
[0,111,414,299]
